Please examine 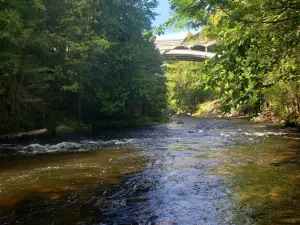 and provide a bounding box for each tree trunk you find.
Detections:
[78,93,82,119]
